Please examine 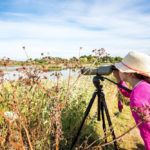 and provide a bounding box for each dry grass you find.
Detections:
[0,67,144,150]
